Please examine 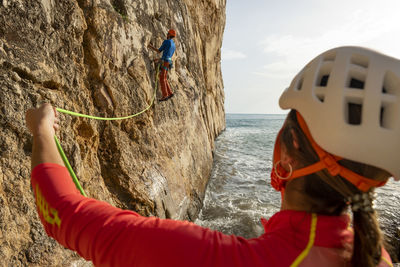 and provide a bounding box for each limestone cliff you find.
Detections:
[0,0,226,265]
